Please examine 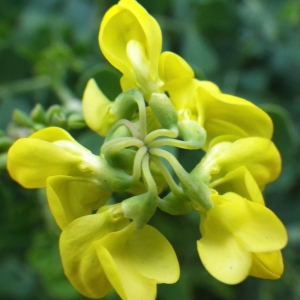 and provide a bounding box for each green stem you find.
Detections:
[144,128,178,145]
[131,146,148,183]
[0,75,51,98]
[142,153,157,195]
[104,119,132,142]
[52,84,75,107]
[150,148,213,211]
[149,148,187,182]
[115,119,140,139]
[148,137,202,150]
[101,137,144,157]
[150,156,184,197]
